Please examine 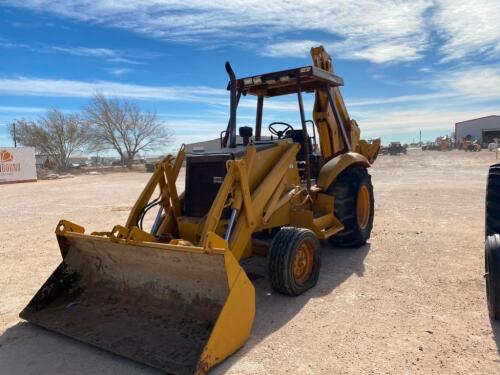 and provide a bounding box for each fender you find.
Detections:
[317,152,370,190]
